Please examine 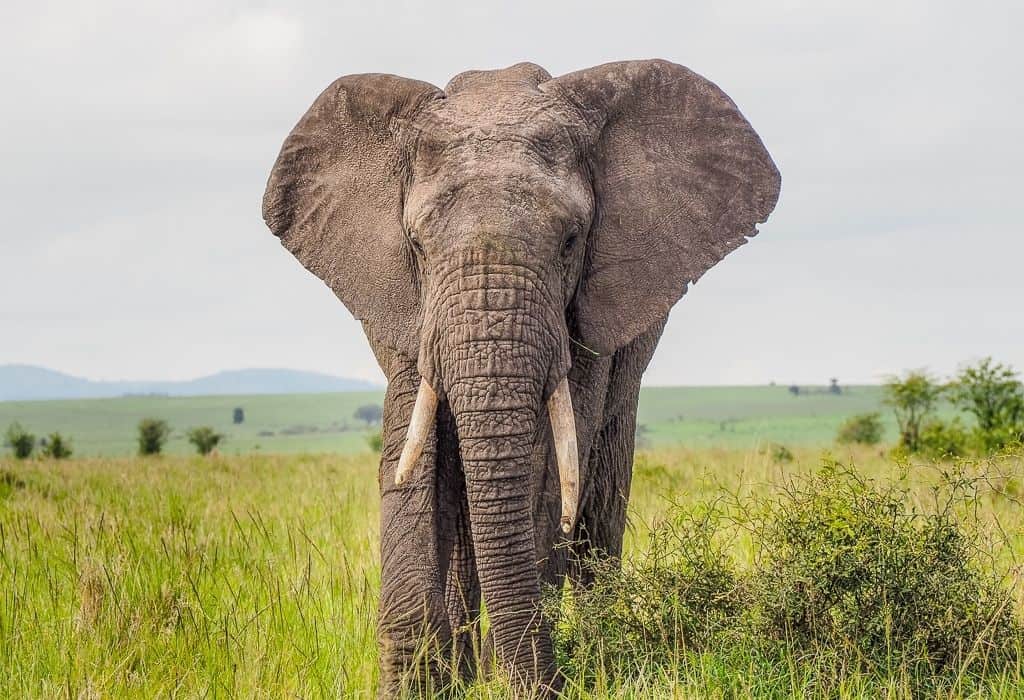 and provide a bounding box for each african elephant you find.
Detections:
[263,59,780,696]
